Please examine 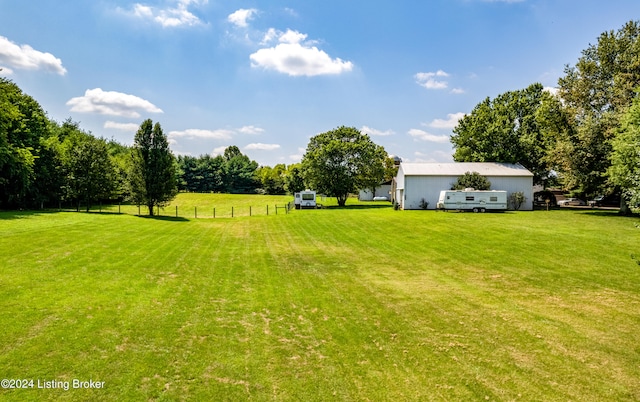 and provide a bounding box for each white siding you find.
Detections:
[401,175,533,210]
[359,184,392,201]
[403,176,451,209]
[394,162,534,211]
